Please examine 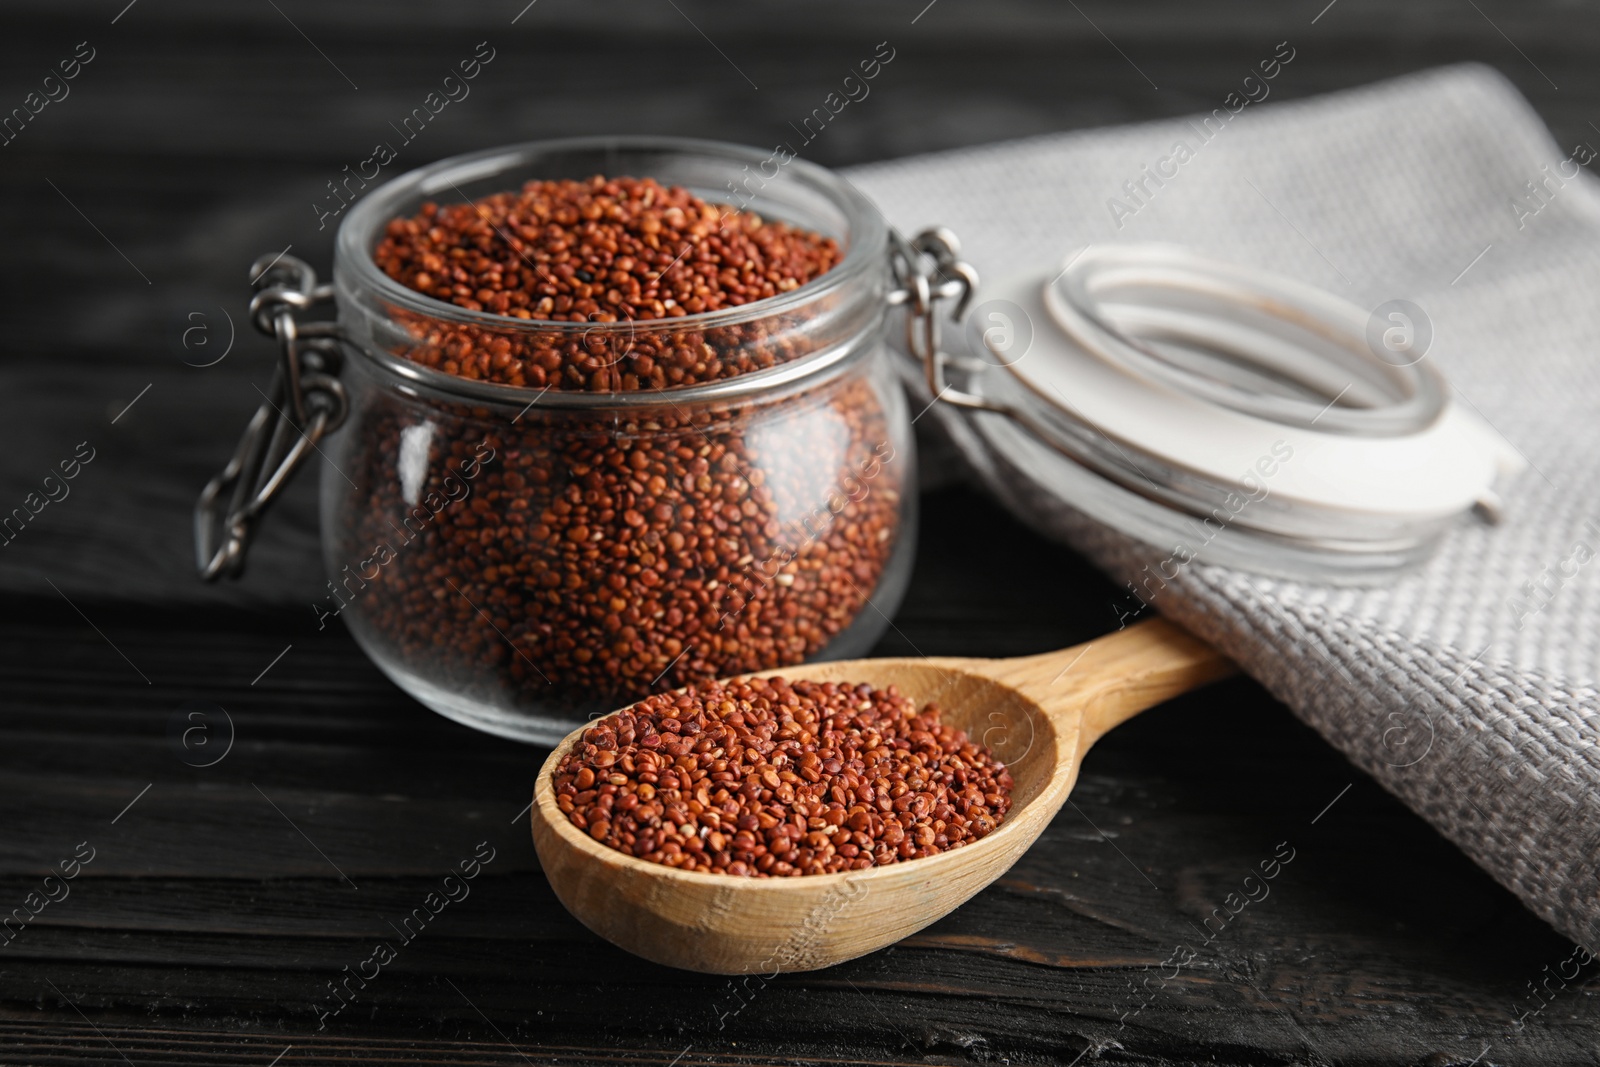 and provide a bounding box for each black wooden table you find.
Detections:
[3,2,1598,1063]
